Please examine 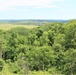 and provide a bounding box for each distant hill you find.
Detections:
[0,19,68,25]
